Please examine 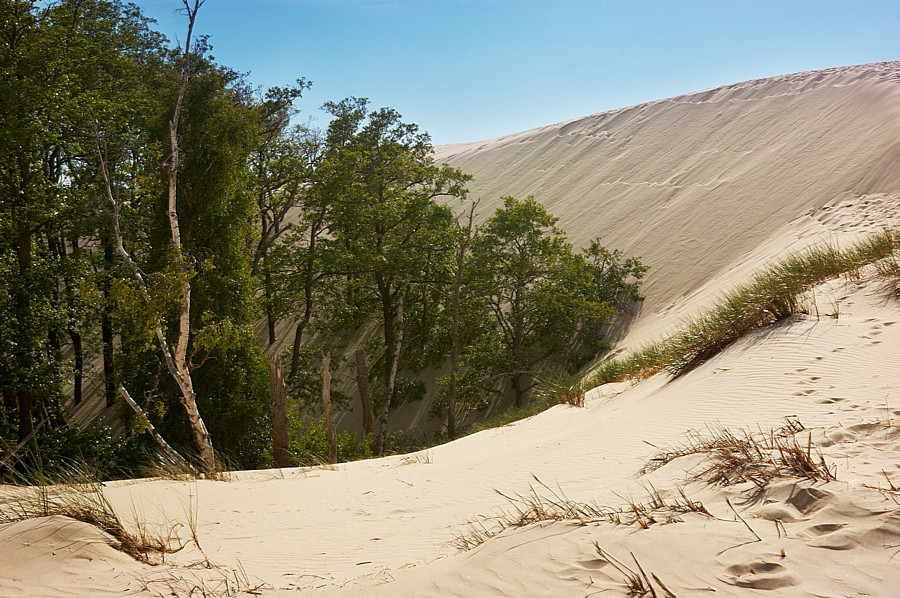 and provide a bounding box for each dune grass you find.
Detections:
[587,229,900,388]
[0,461,193,563]
[451,474,711,551]
[640,418,836,486]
